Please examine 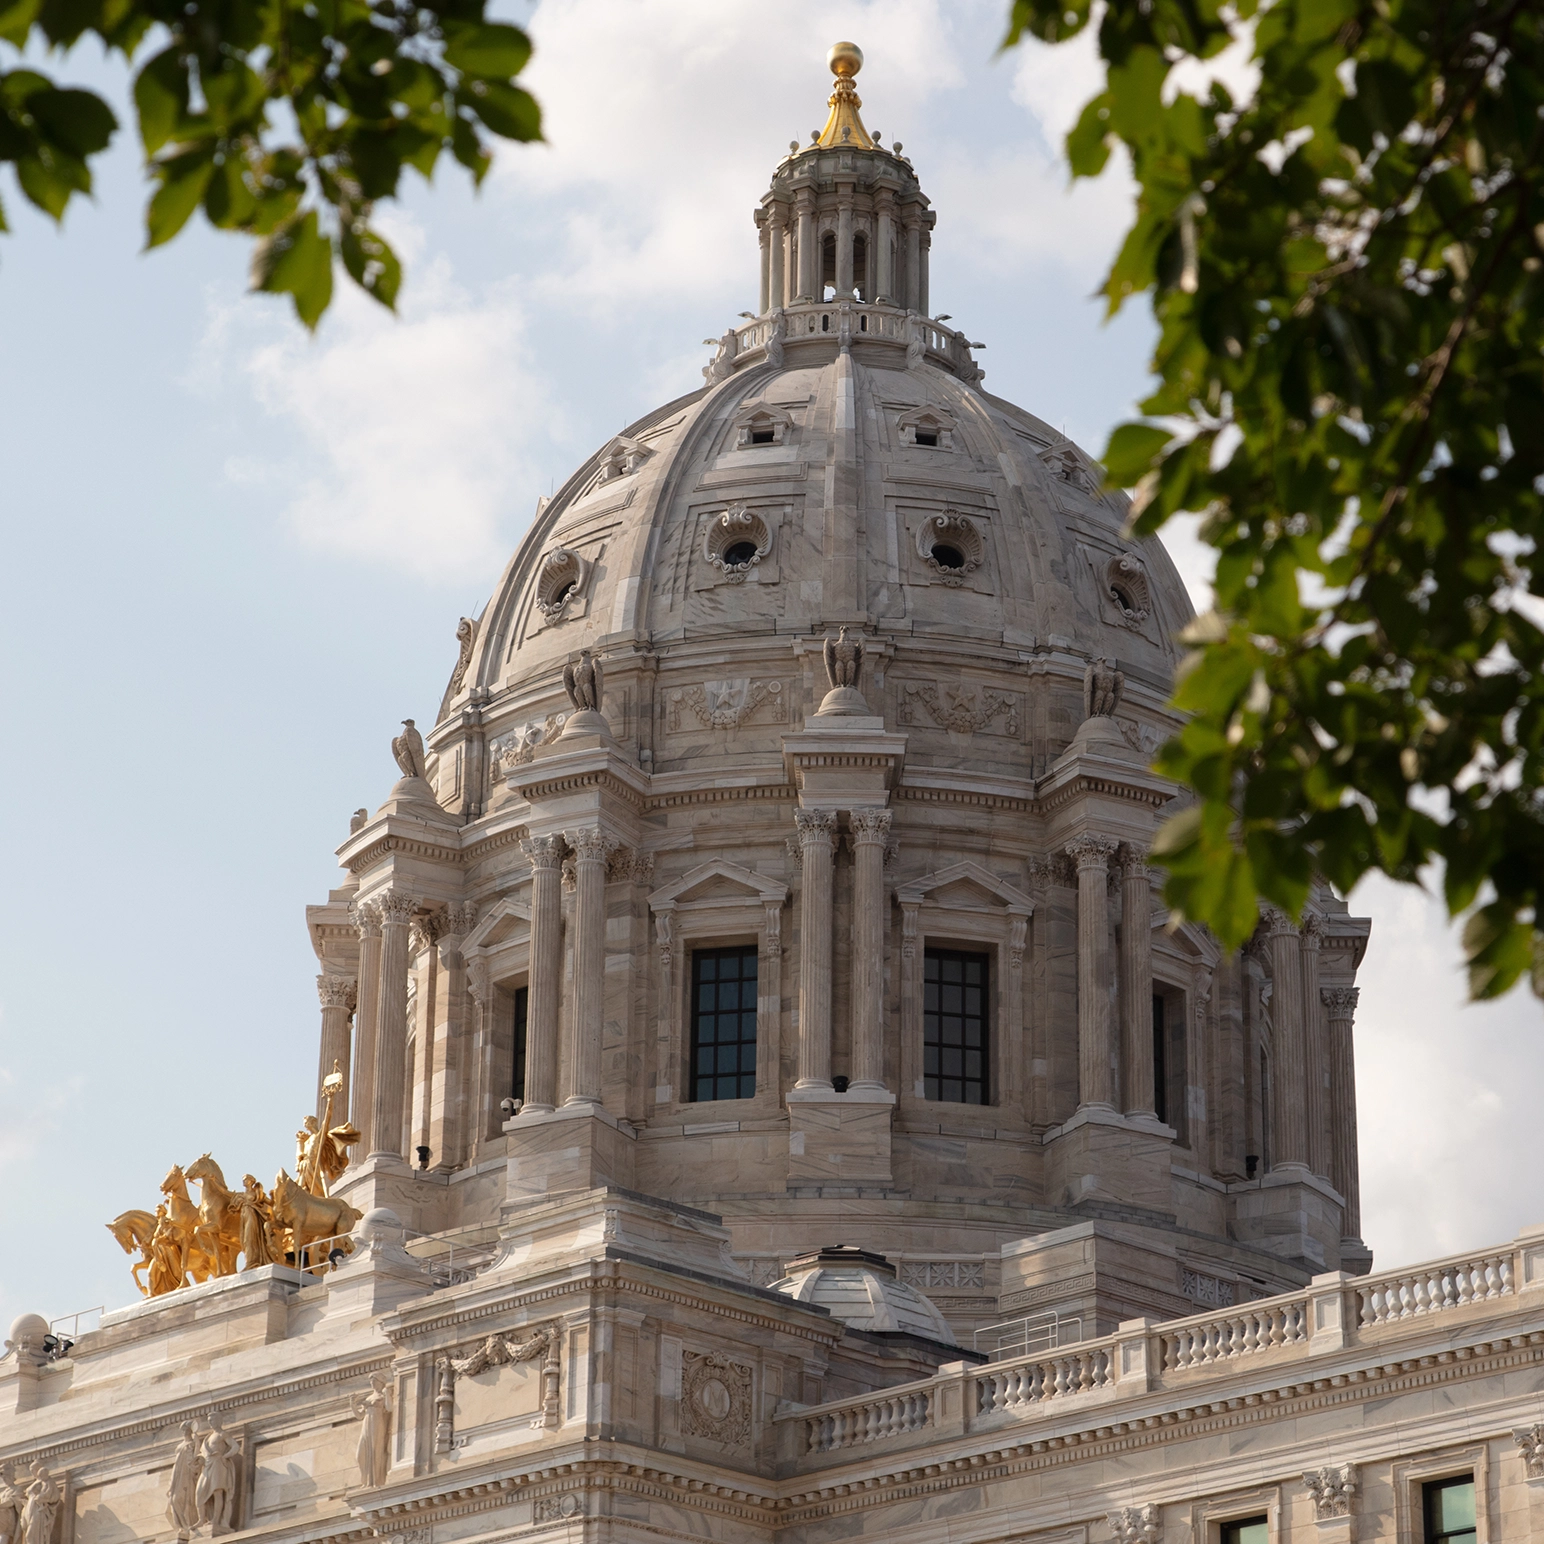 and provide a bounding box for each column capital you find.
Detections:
[317,974,357,1011]
[848,807,893,844]
[1300,910,1324,949]
[1065,832,1119,872]
[521,833,567,870]
[565,826,616,863]
[794,808,840,846]
[376,889,417,925]
[1116,842,1150,879]
[1261,903,1298,938]
[1321,985,1360,1018]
